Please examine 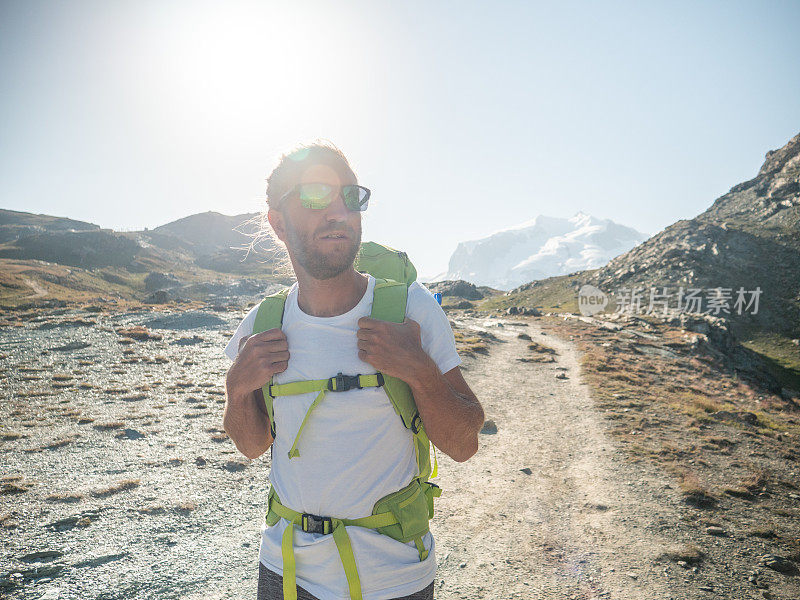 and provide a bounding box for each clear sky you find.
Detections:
[1,1,799,278]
